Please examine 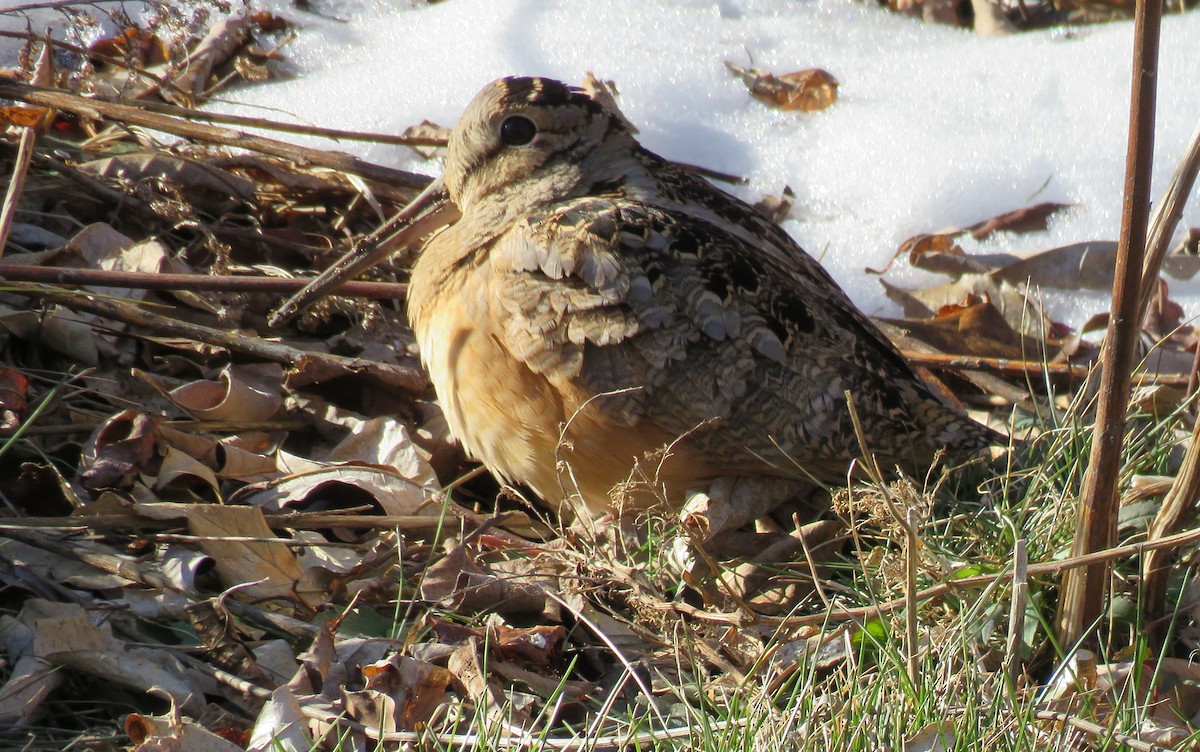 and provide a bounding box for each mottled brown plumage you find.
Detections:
[279,76,1001,518]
